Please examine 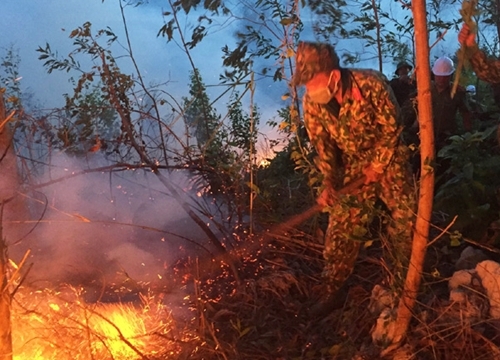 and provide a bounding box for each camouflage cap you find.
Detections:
[395,61,413,75]
[292,41,340,86]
